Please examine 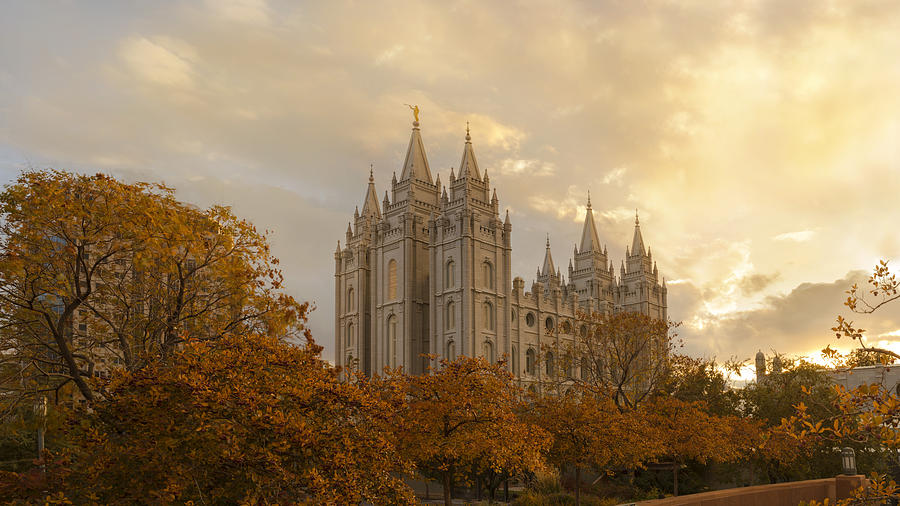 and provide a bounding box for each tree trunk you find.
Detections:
[673,460,679,497]
[504,479,509,503]
[575,466,582,506]
[443,467,452,506]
